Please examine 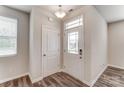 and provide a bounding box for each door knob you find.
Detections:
[43,54,46,56]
